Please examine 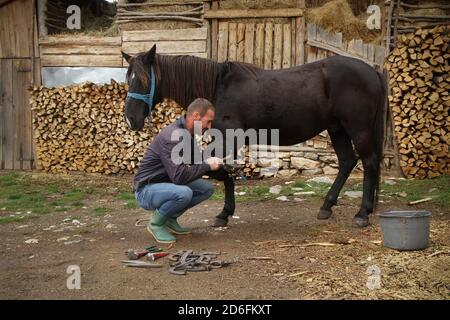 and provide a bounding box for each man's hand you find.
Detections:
[205,157,223,171]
